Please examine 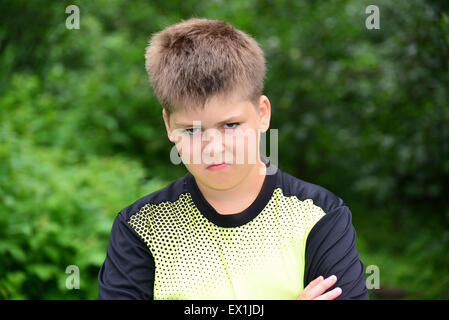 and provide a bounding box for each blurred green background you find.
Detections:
[1,0,448,299]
